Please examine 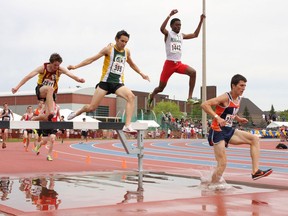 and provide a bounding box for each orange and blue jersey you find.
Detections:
[211,92,241,132]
